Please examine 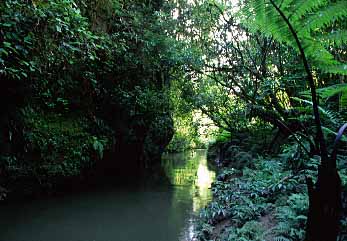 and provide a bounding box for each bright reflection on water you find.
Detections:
[162,149,216,240]
[0,149,215,241]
